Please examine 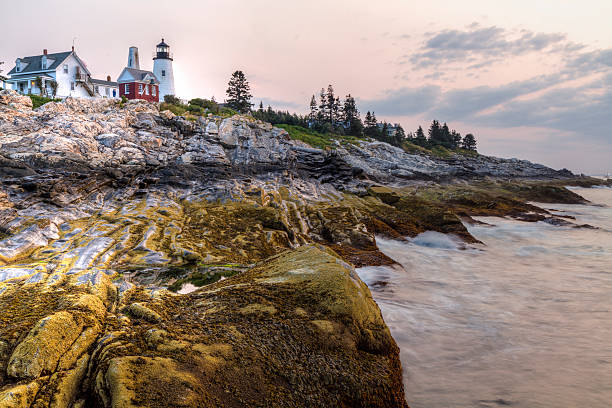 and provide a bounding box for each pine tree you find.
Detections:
[414,125,427,146]
[441,122,452,148]
[364,111,378,138]
[318,88,327,123]
[333,96,341,126]
[258,101,264,112]
[343,94,363,136]
[428,120,442,145]
[451,130,462,149]
[381,122,389,143]
[462,133,477,151]
[393,124,406,146]
[309,95,318,124]
[326,85,336,125]
[226,70,253,113]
